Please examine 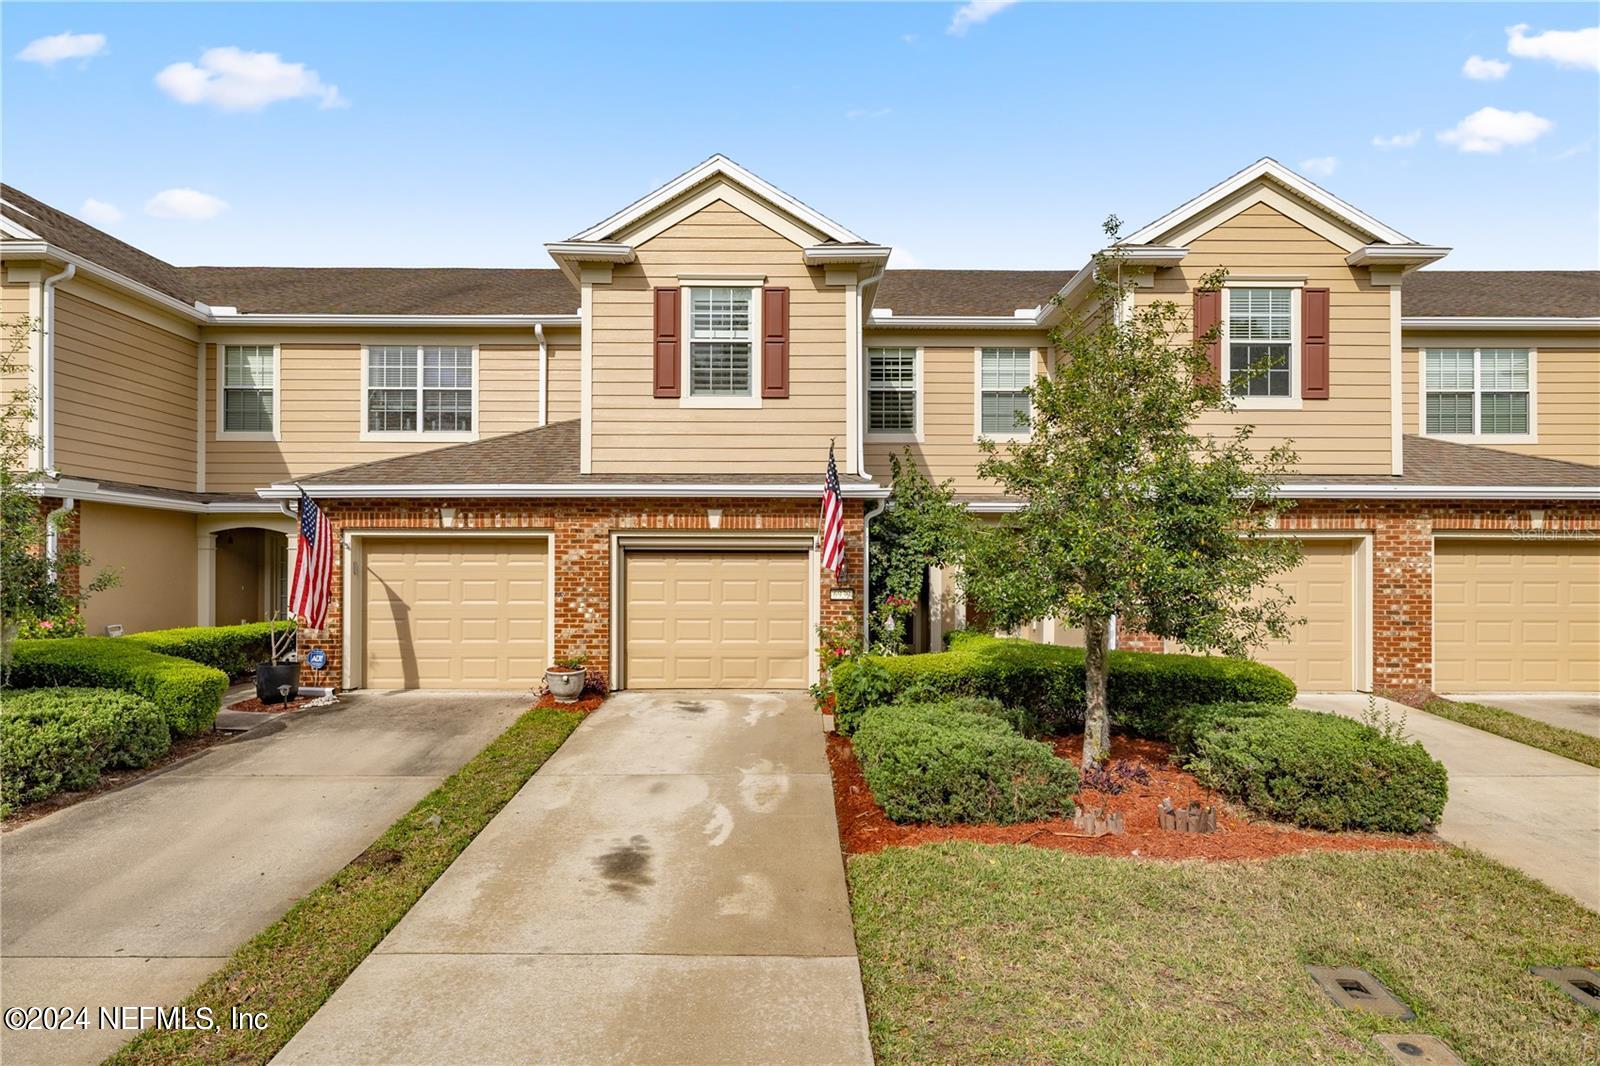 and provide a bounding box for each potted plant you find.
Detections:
[545,655,586,703]
[255,616,301,703]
